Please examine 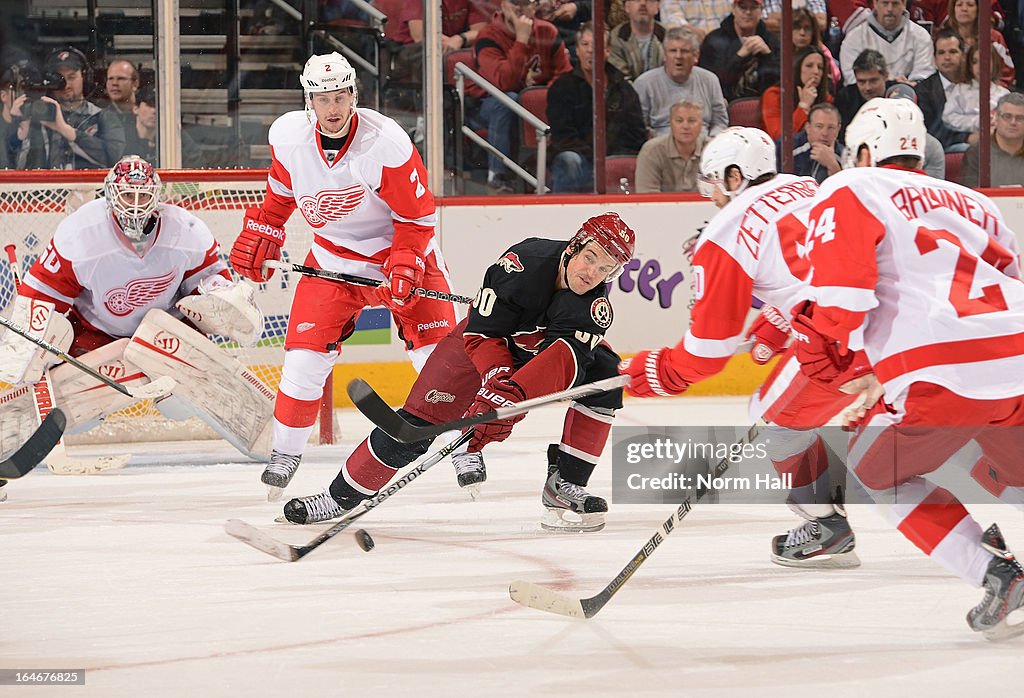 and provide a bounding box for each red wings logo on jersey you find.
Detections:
[496,252,525,274]
[297,185,366,228]
[103,270,178,317]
